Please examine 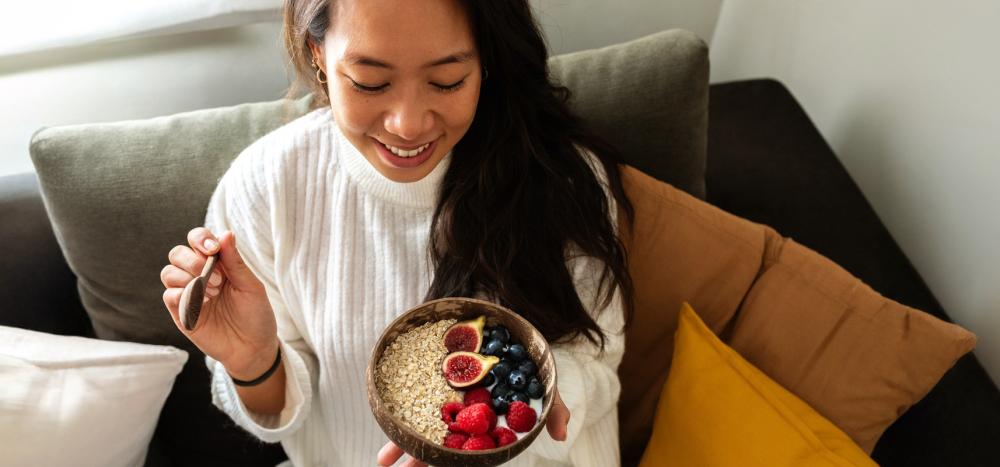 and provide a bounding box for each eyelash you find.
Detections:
[348,79,466,95]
